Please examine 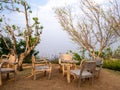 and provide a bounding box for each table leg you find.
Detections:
[67,65,71,83]
[0,72,2,86]
[62,65,65,76]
